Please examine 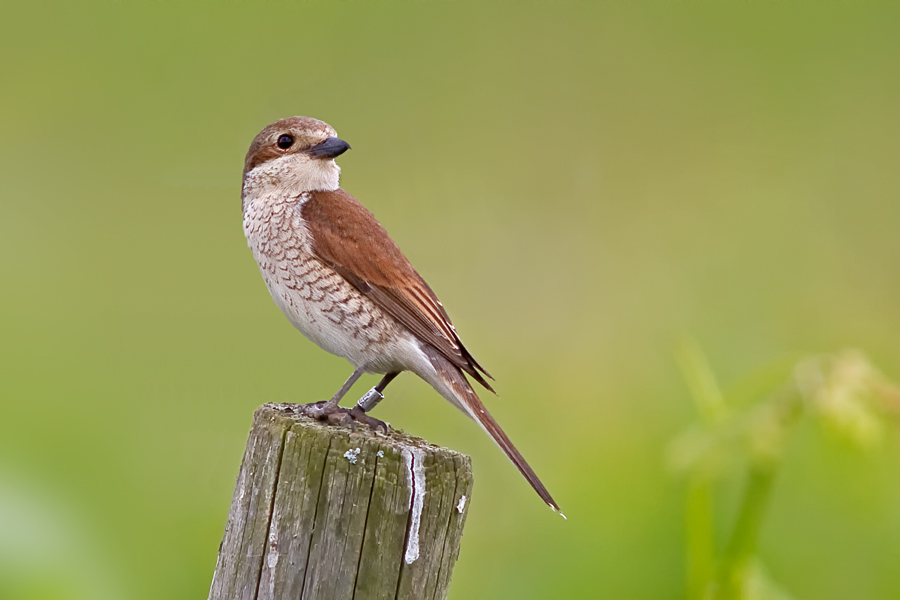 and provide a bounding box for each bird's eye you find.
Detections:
[276,134,294,149]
